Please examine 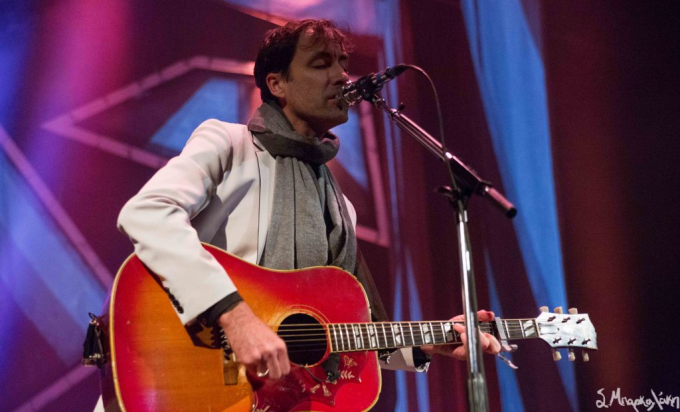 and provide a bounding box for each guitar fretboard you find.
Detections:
[327,319,539,353]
